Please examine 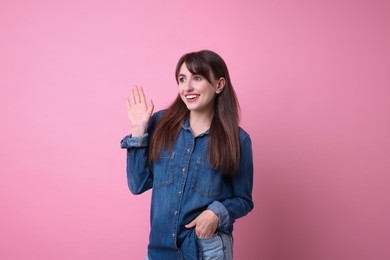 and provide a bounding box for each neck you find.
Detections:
[189,110,214,137]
